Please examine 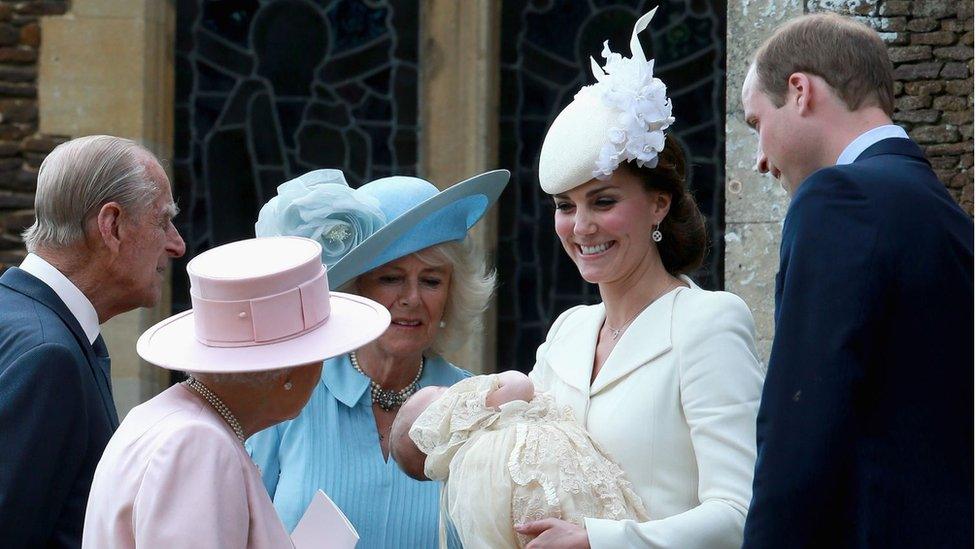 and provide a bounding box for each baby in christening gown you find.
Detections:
[390,371,648,549]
